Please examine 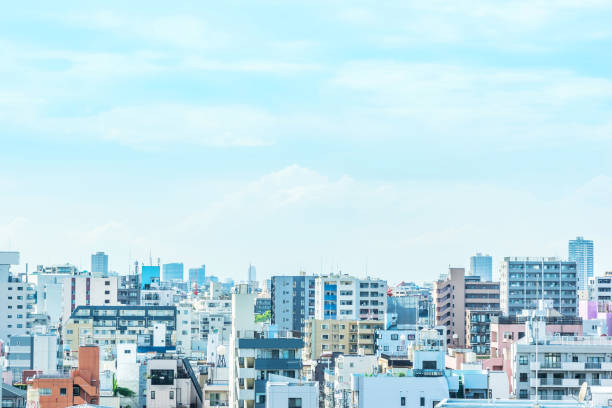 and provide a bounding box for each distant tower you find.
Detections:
[470,253,492,281]
[569,236,594,291]
[248,264,257,283]
[91,252,109,276]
